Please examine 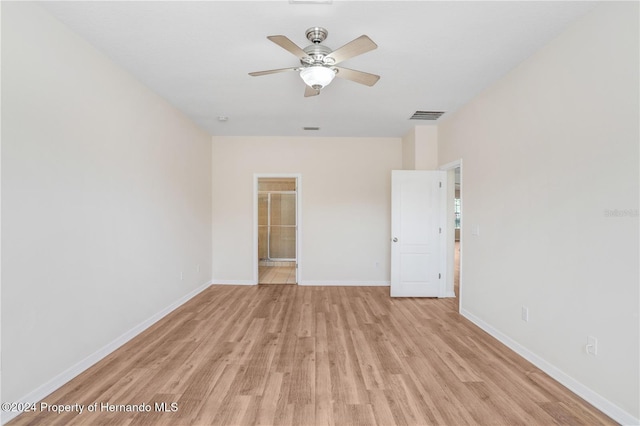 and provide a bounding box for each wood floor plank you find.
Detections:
[332,403,376,426]
[392,372,445,425]
[236,332,279,396]
[189,363,242,425]
[8,285,617,426]
[326,297,370,405]
[367,388,398,426]
[253,372,284,426]
[349,328,386,390]
[314,311,333,426]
